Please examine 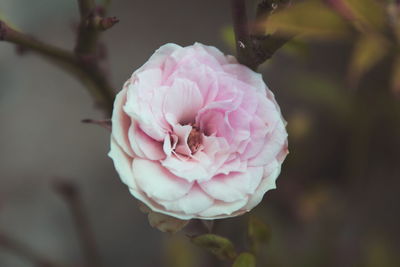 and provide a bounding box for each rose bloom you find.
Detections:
[109,43,288,220]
